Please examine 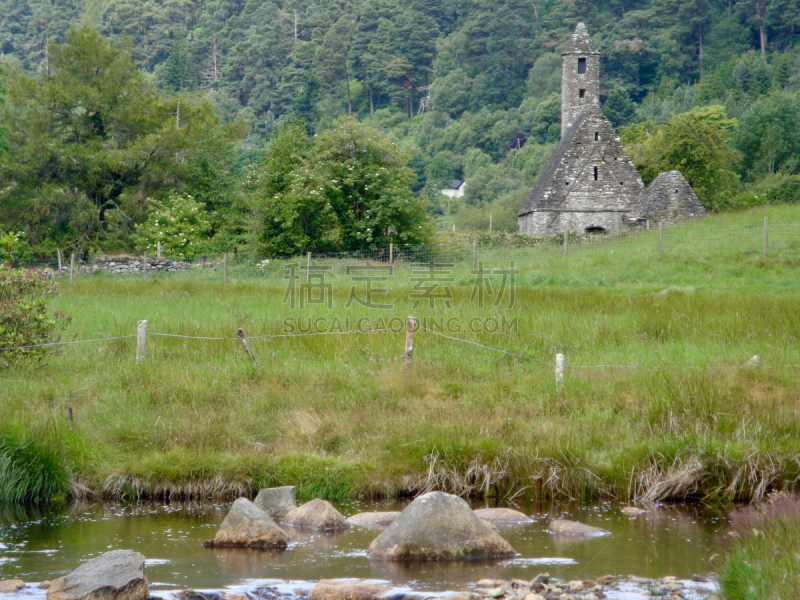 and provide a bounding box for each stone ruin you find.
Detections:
[518,23,705,236]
